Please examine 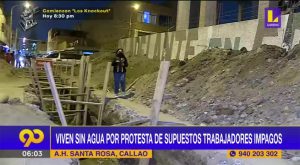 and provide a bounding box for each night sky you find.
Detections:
[4,1,253,41]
